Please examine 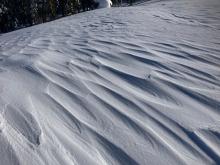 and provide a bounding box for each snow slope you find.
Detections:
[0,0,220,164]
